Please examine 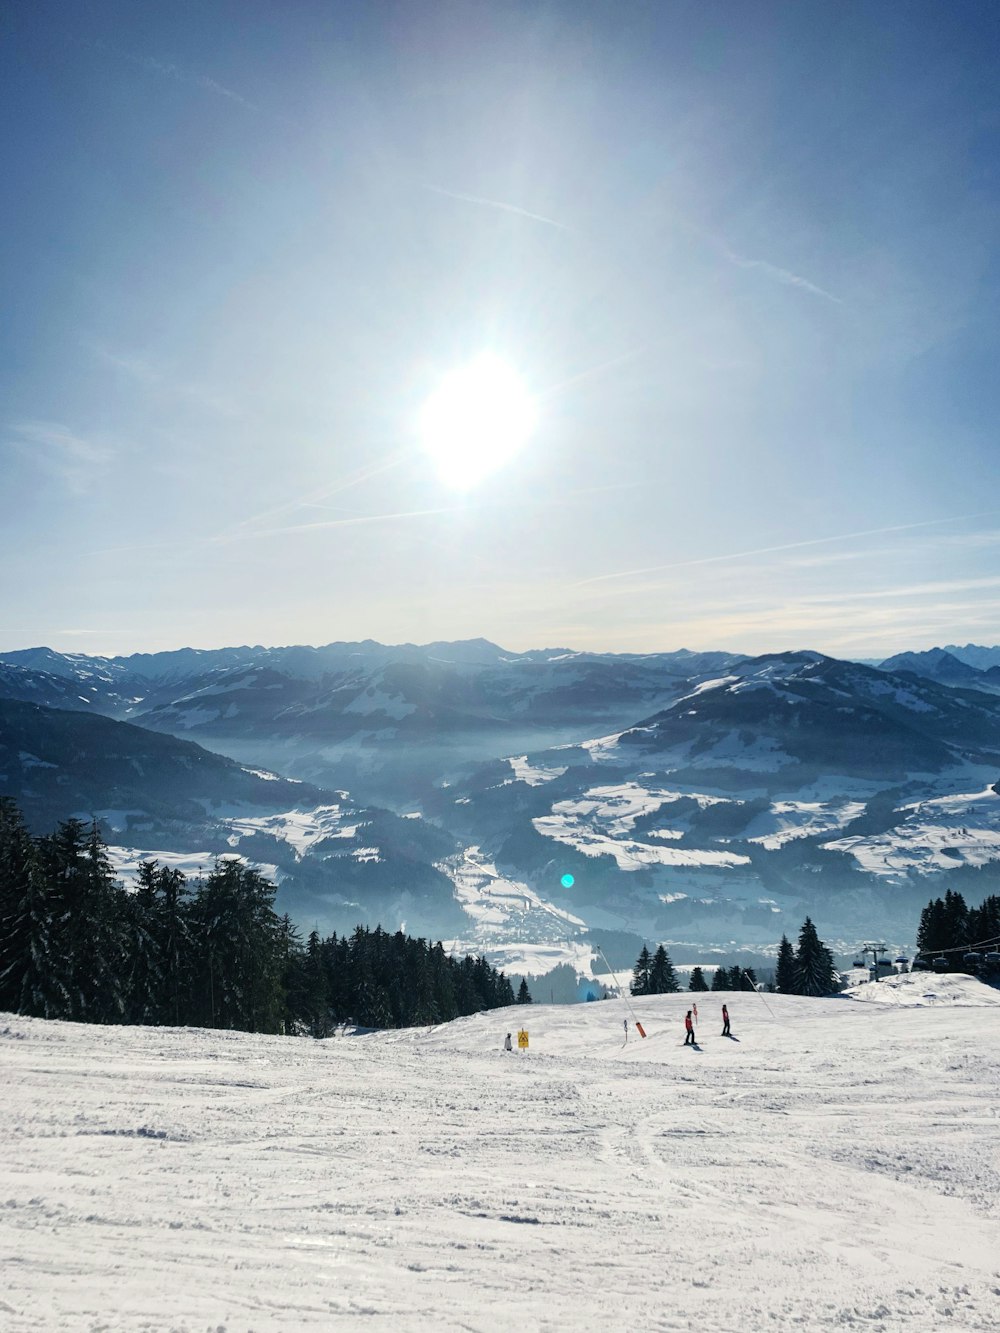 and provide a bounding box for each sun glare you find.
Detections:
[419,354,537,490]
